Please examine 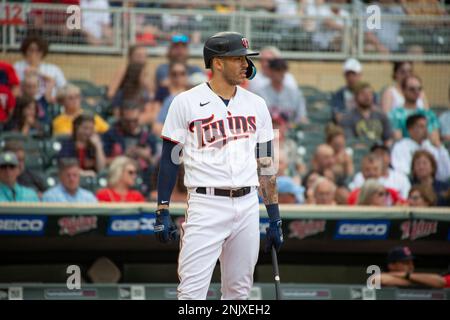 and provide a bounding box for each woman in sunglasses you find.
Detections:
[96,156,145,202]
[356,179,403,206]
[408,184,437,207]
